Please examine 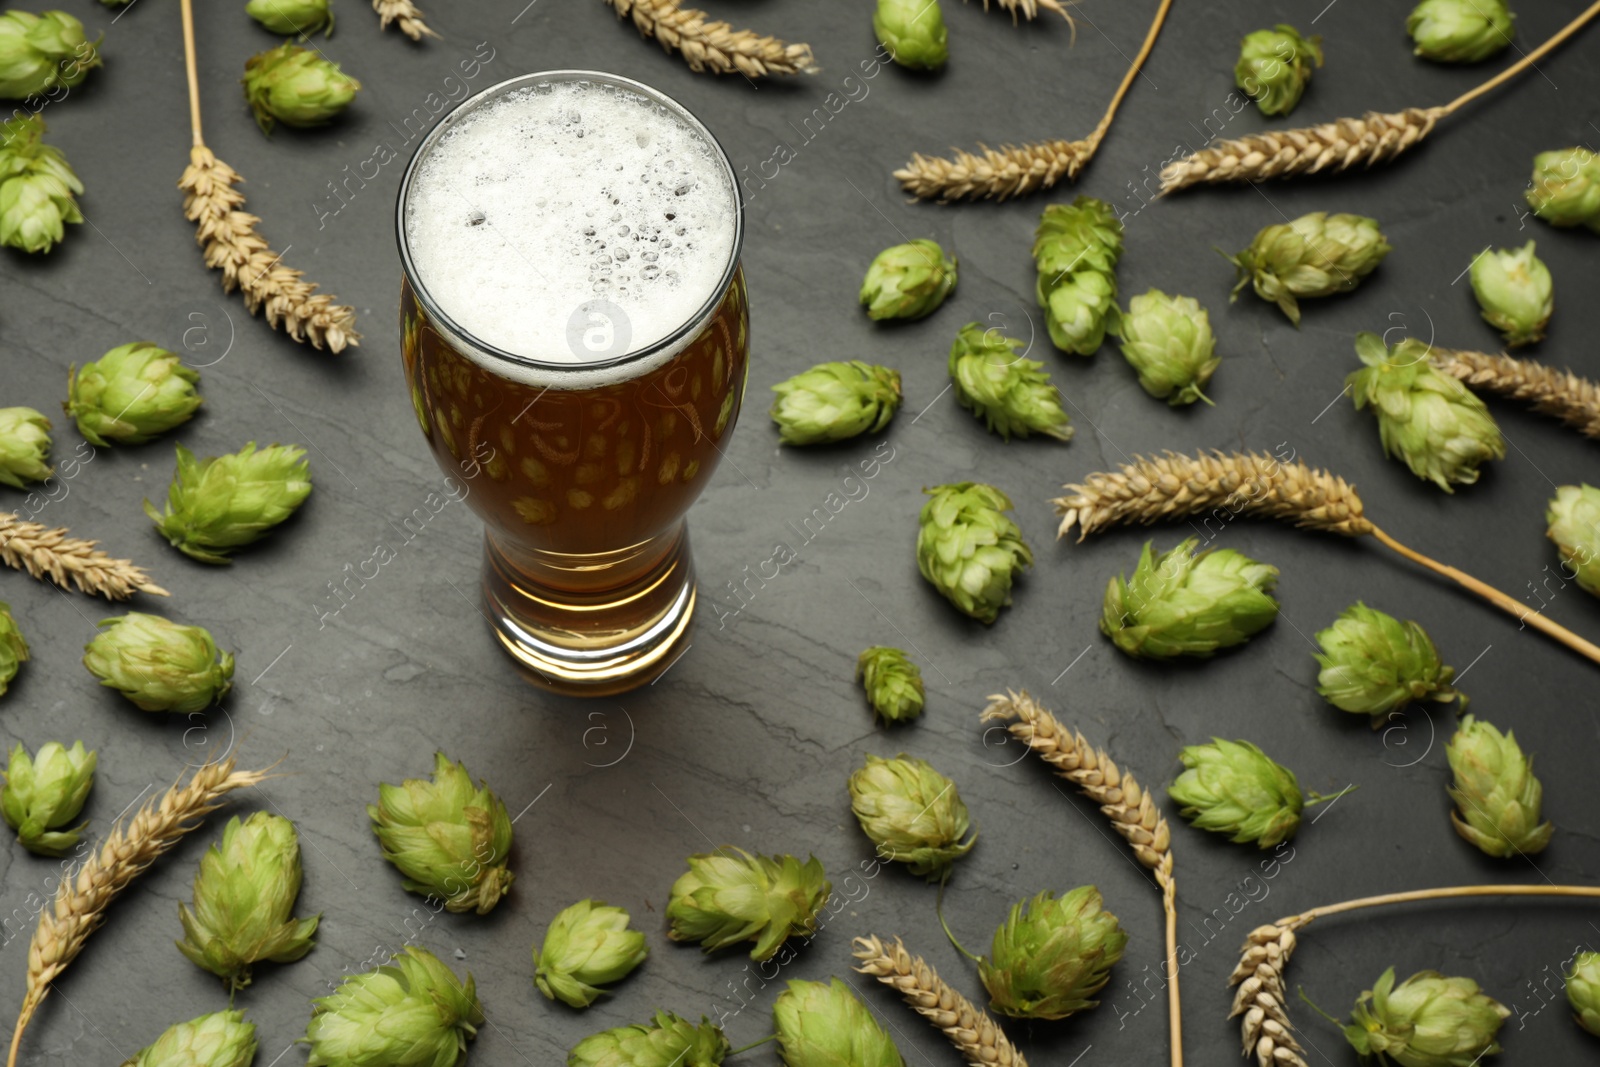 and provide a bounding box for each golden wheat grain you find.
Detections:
[895,138,1093,202]
[853,934,1029,1067]
[1230,922,1309,1067]
[1433,347,1600,440]
[0,512,168,600]
[373,0,439,40]
[604,0,817,77]
[967,0,1074,24]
